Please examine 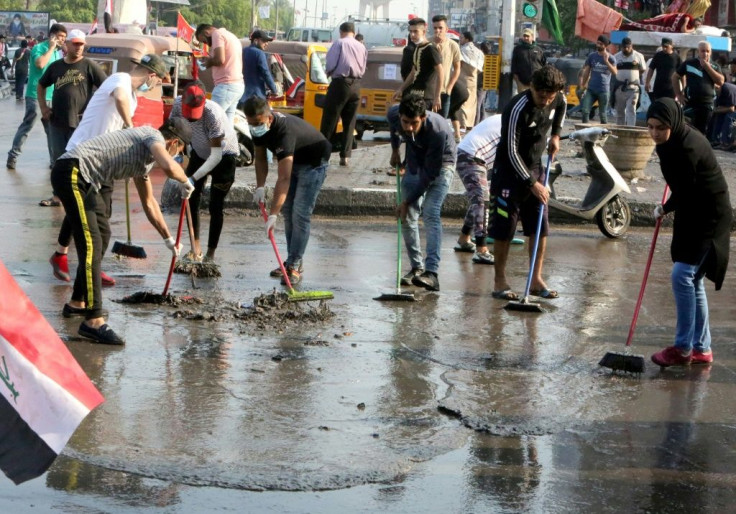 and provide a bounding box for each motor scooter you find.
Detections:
[233,108,255,167]
[549,126,631,238]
